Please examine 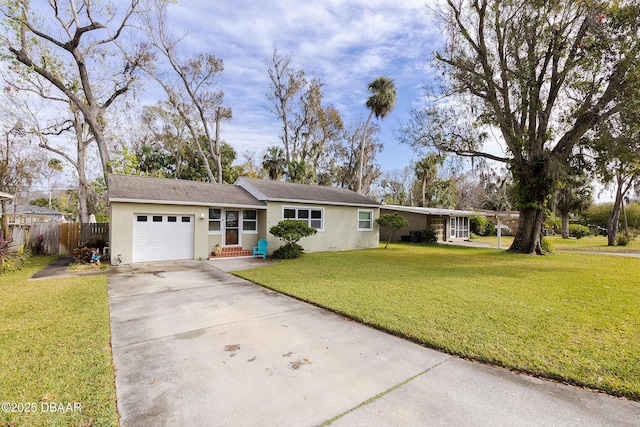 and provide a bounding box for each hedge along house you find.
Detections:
[380,205,475,243]
[107,174,381,264]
